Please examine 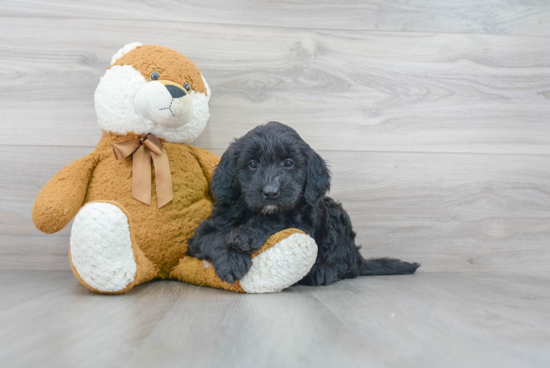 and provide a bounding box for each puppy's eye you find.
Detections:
[184,82,191,91]
[150,71,160,81]
[283,159,294,168]
[248,160,259,169]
